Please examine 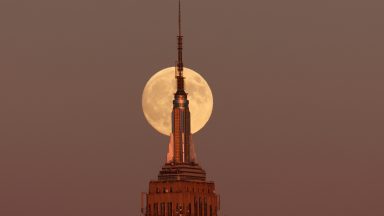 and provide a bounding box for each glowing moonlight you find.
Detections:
[142,67,213,136]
